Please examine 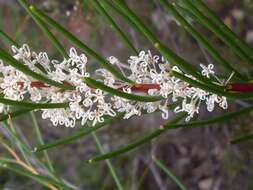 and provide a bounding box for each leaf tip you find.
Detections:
[154,42,160,48]
[29,5,35,10]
